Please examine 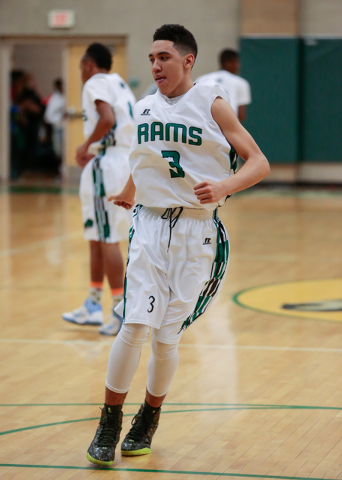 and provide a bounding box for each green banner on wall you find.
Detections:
[240,38,301,164]
[300,38,342,162]
[240,37,342,164]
